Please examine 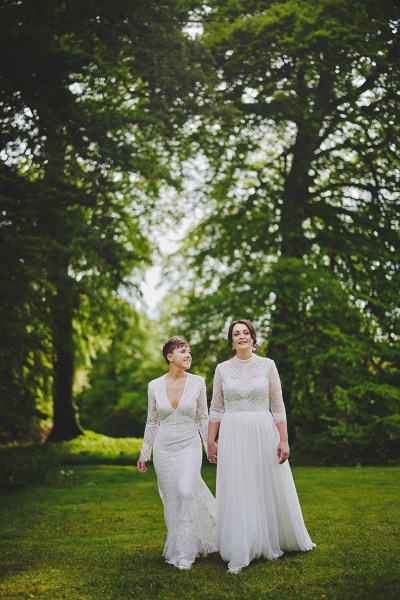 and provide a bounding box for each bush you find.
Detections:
[0,431,143,490]
[0,445,61,490]
[291,416,400,466]
[49,430,142,465]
